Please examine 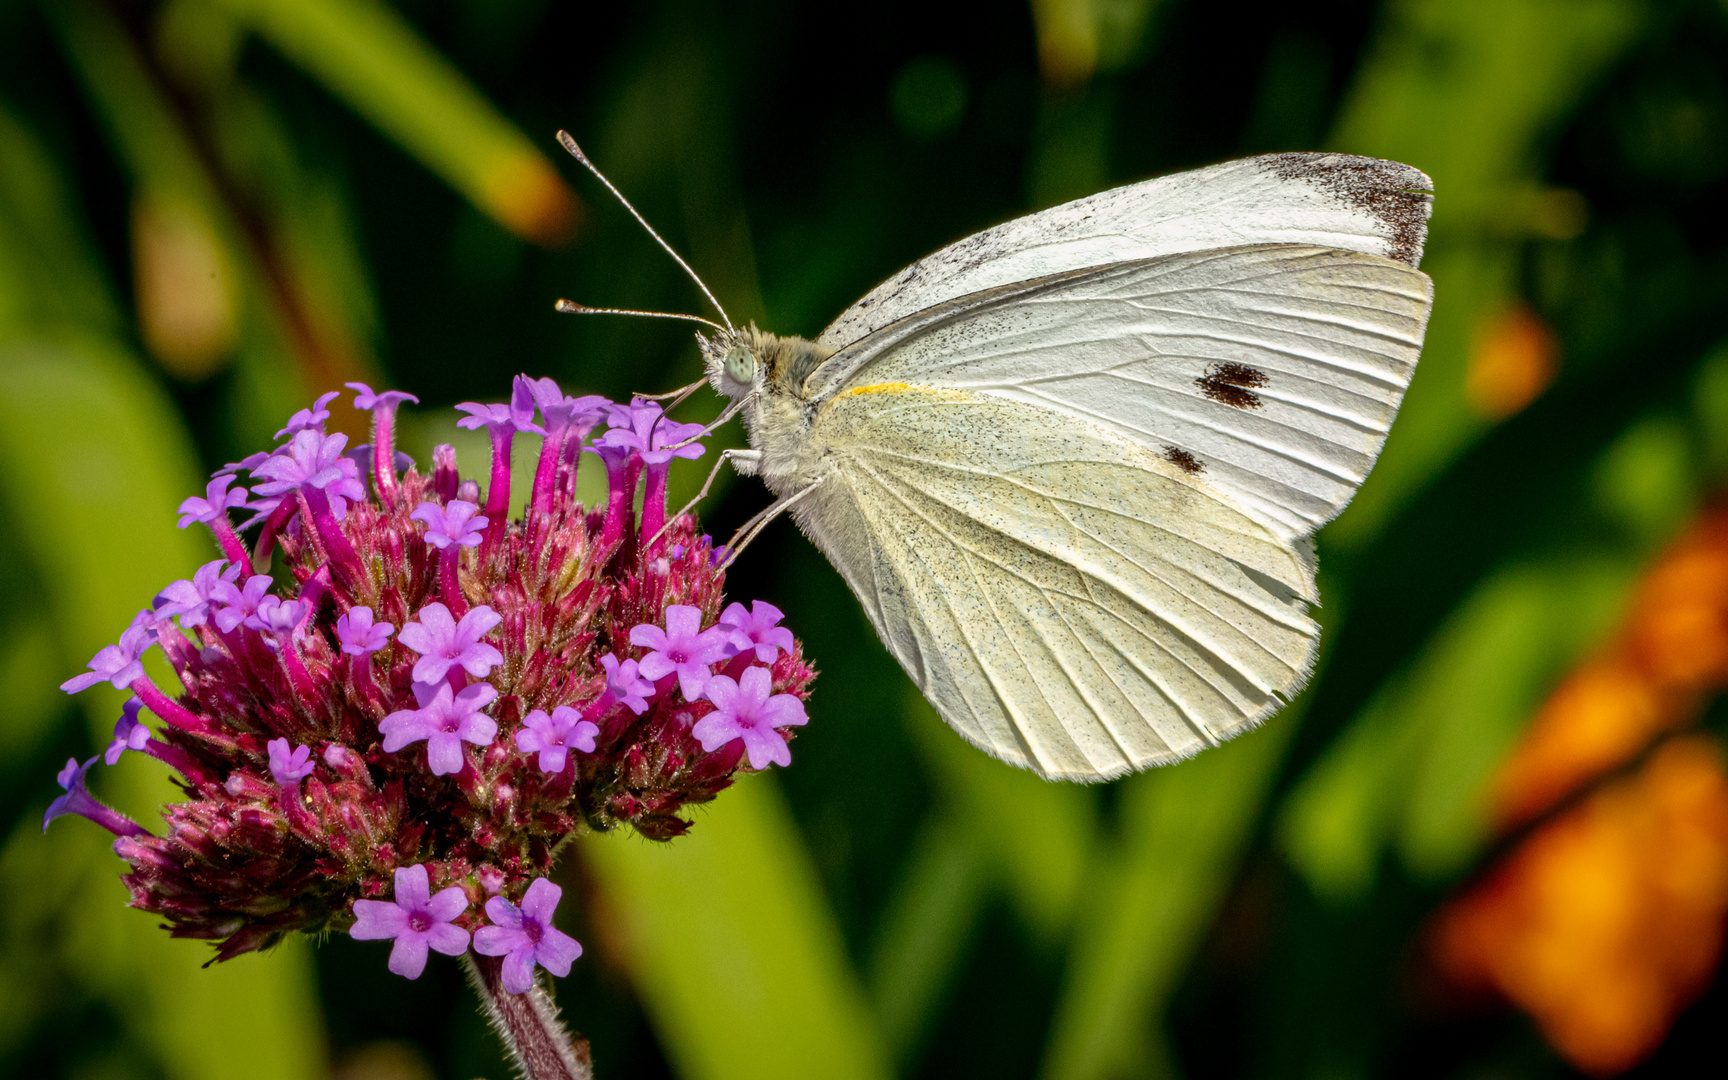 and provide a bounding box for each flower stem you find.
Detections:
[439,547,468,616]
[531,431,566,518]
[209,517,250,567]
[372,407,400,507]
[639,463,668,550]
[463,953,592,1080]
